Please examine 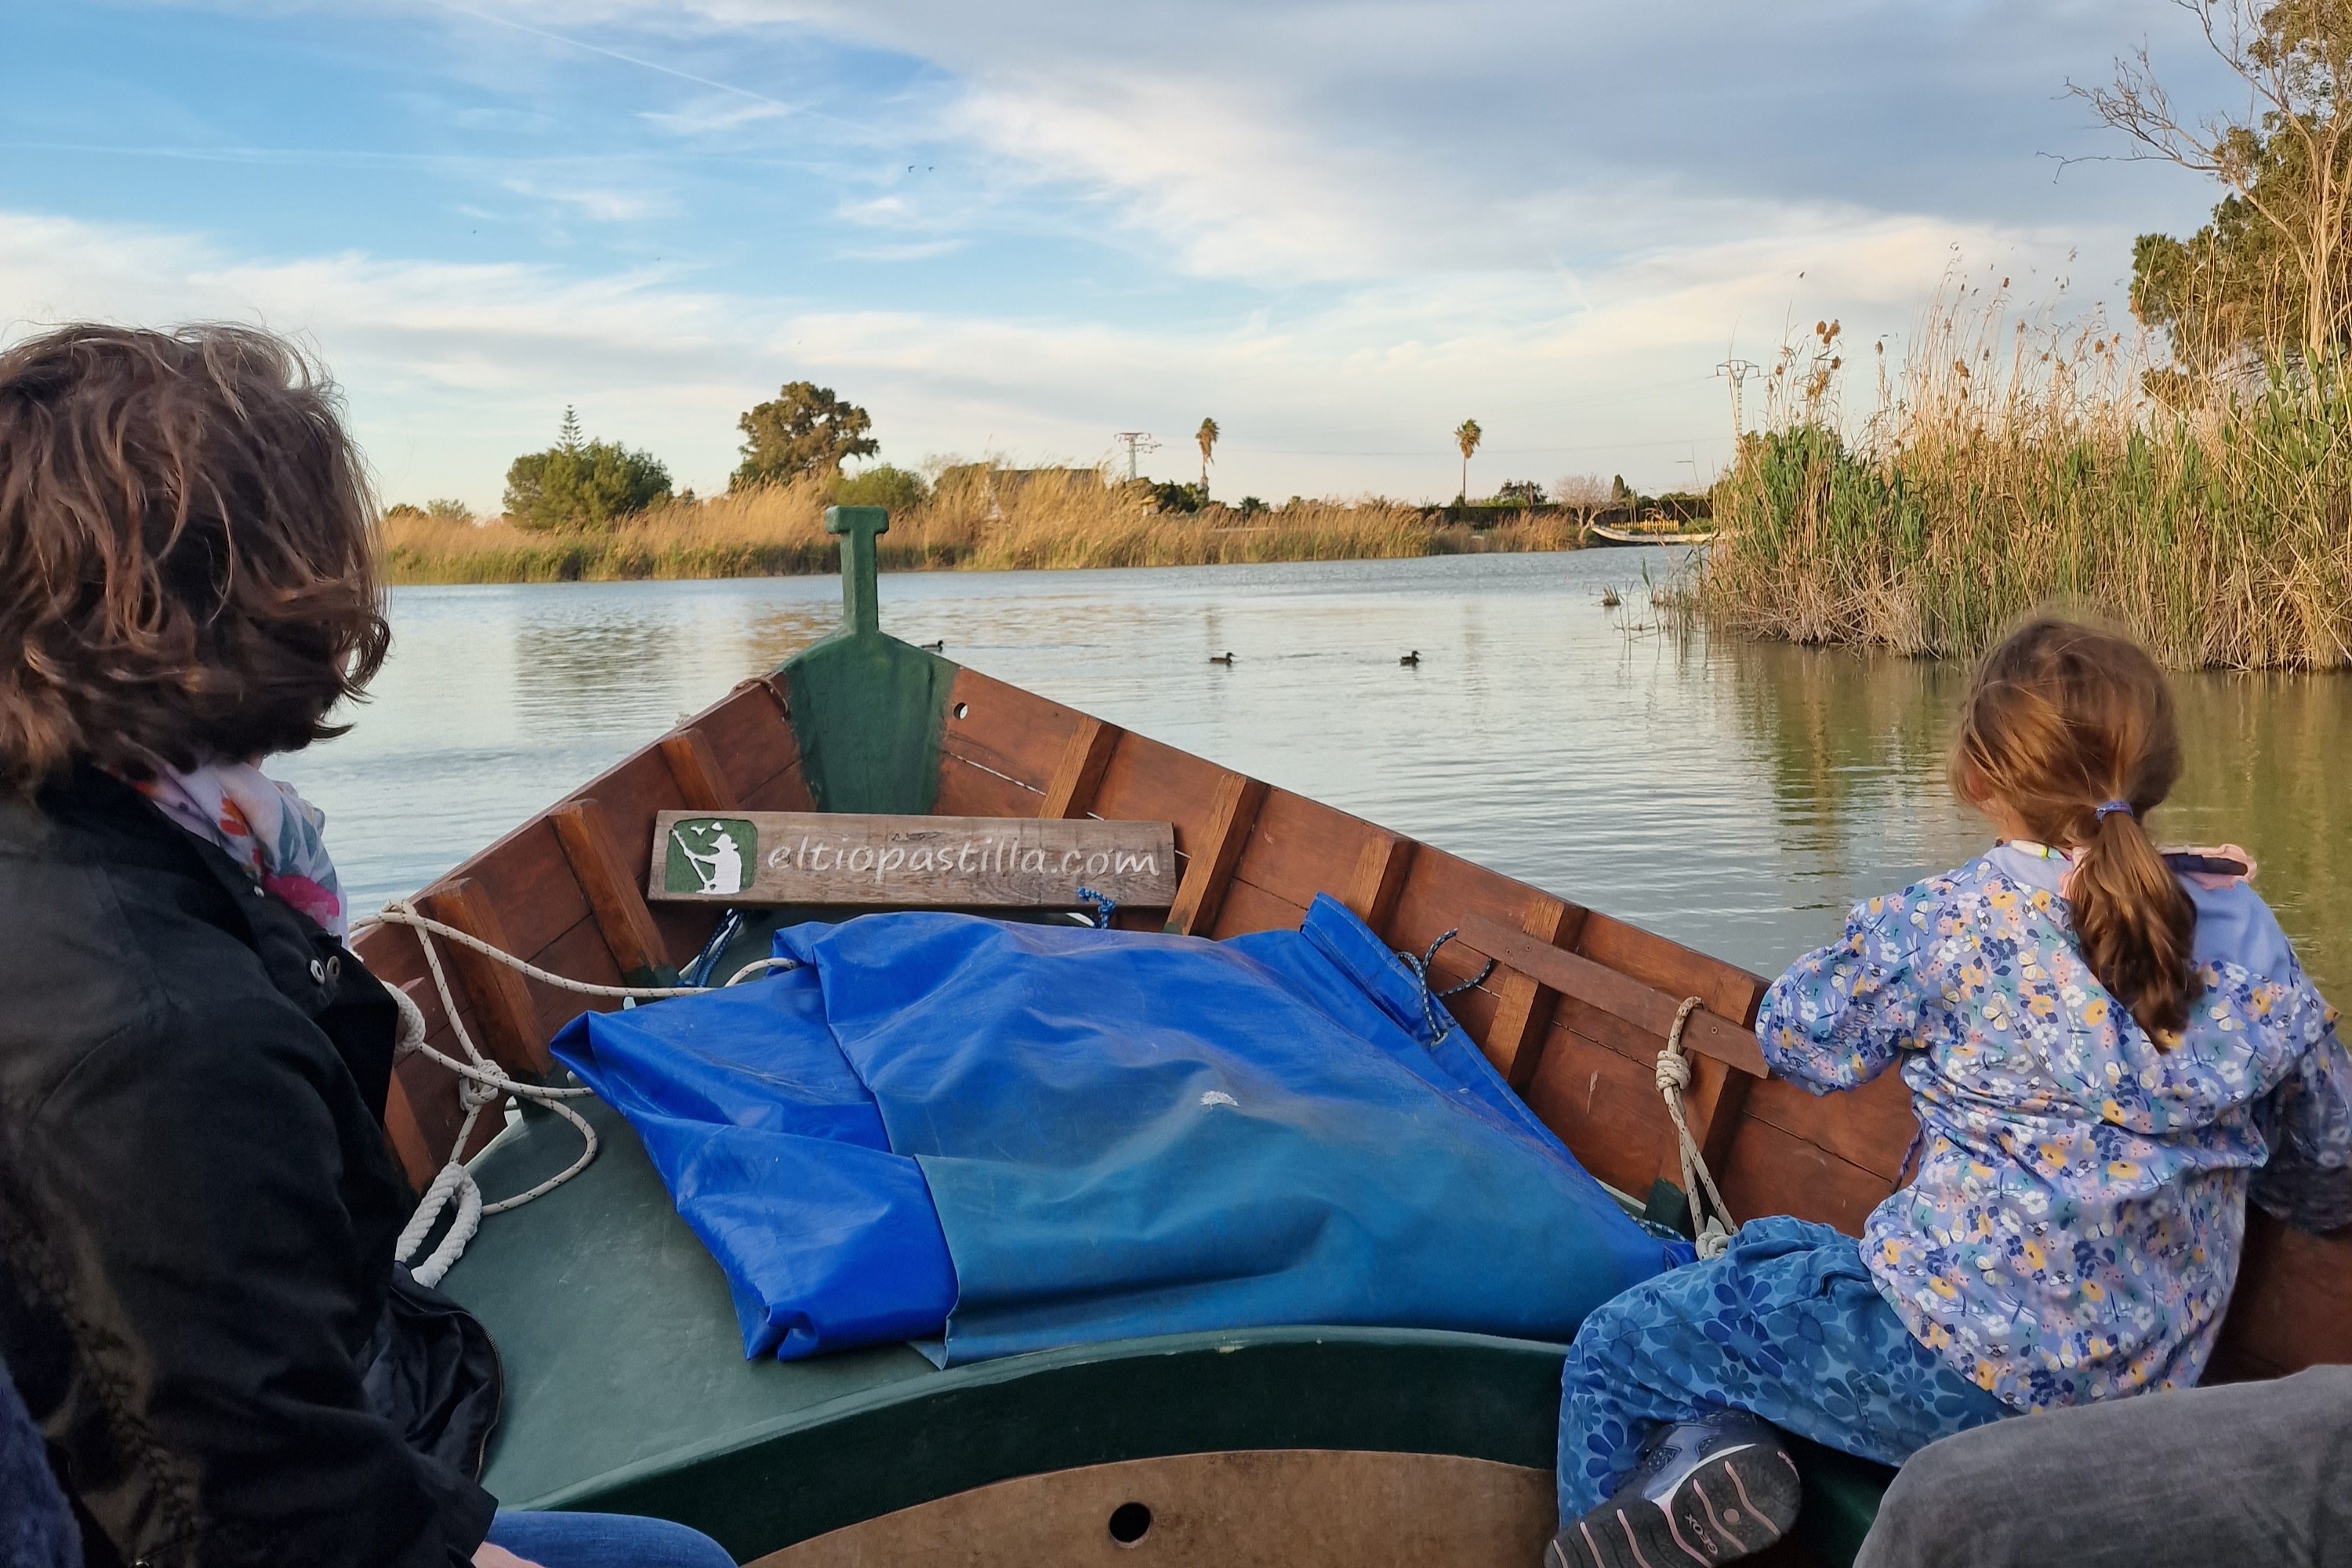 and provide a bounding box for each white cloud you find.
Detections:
[0,188,2086,508]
